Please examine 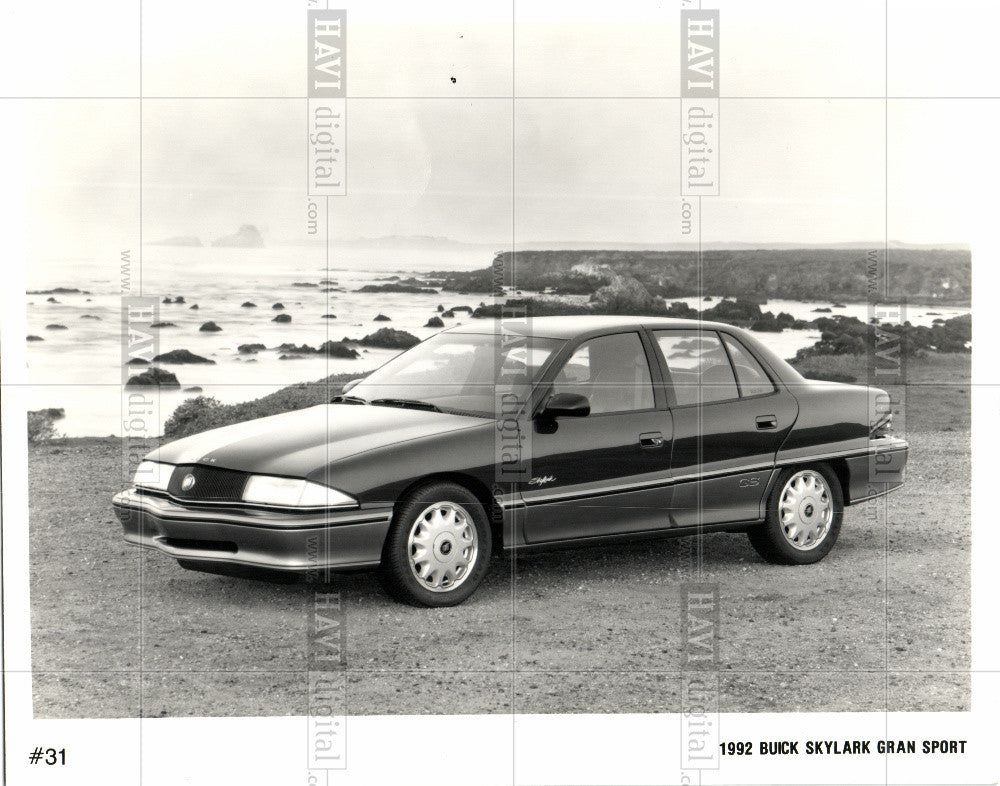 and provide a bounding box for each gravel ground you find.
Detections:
[28,366,970,717]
